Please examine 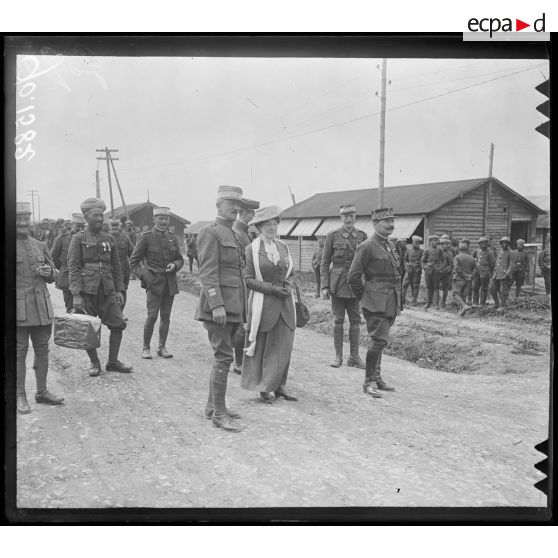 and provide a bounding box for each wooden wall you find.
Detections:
[428,182,538,247]
[280,237,319,271]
